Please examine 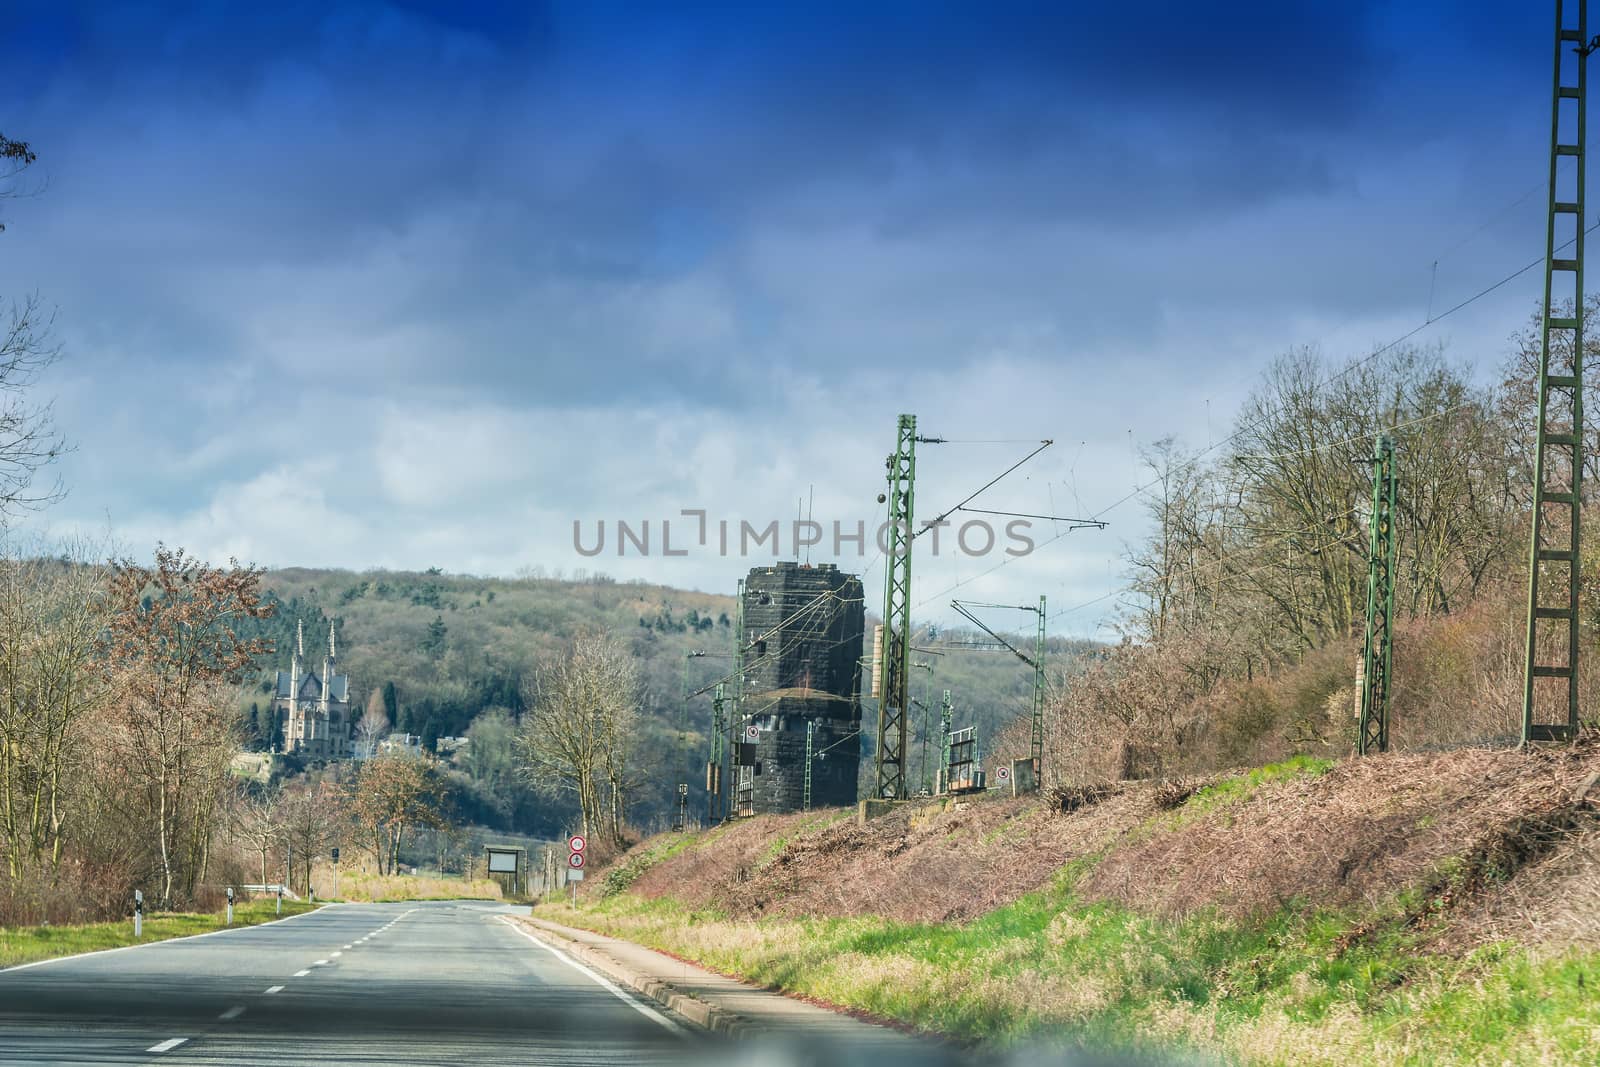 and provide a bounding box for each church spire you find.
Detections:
[321,620,333,713]
[289,619,303,718]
